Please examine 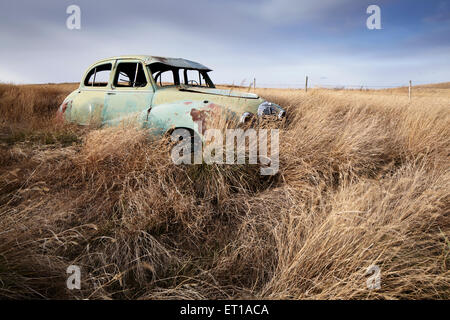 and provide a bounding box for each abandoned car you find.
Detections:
[58,55,286,137]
